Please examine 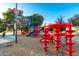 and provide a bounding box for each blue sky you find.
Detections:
[0,3,79,24]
